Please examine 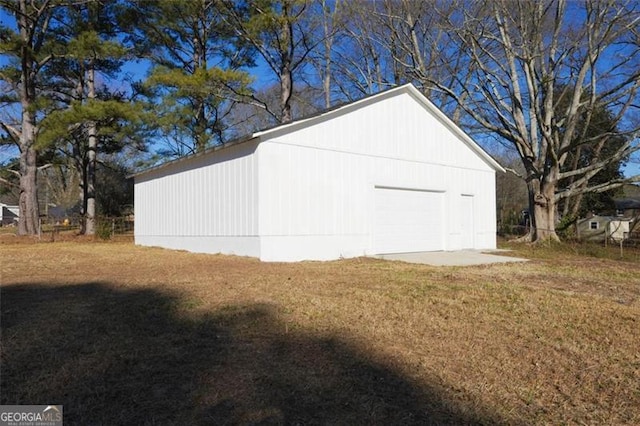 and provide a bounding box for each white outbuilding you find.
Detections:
[133,84,504,261]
